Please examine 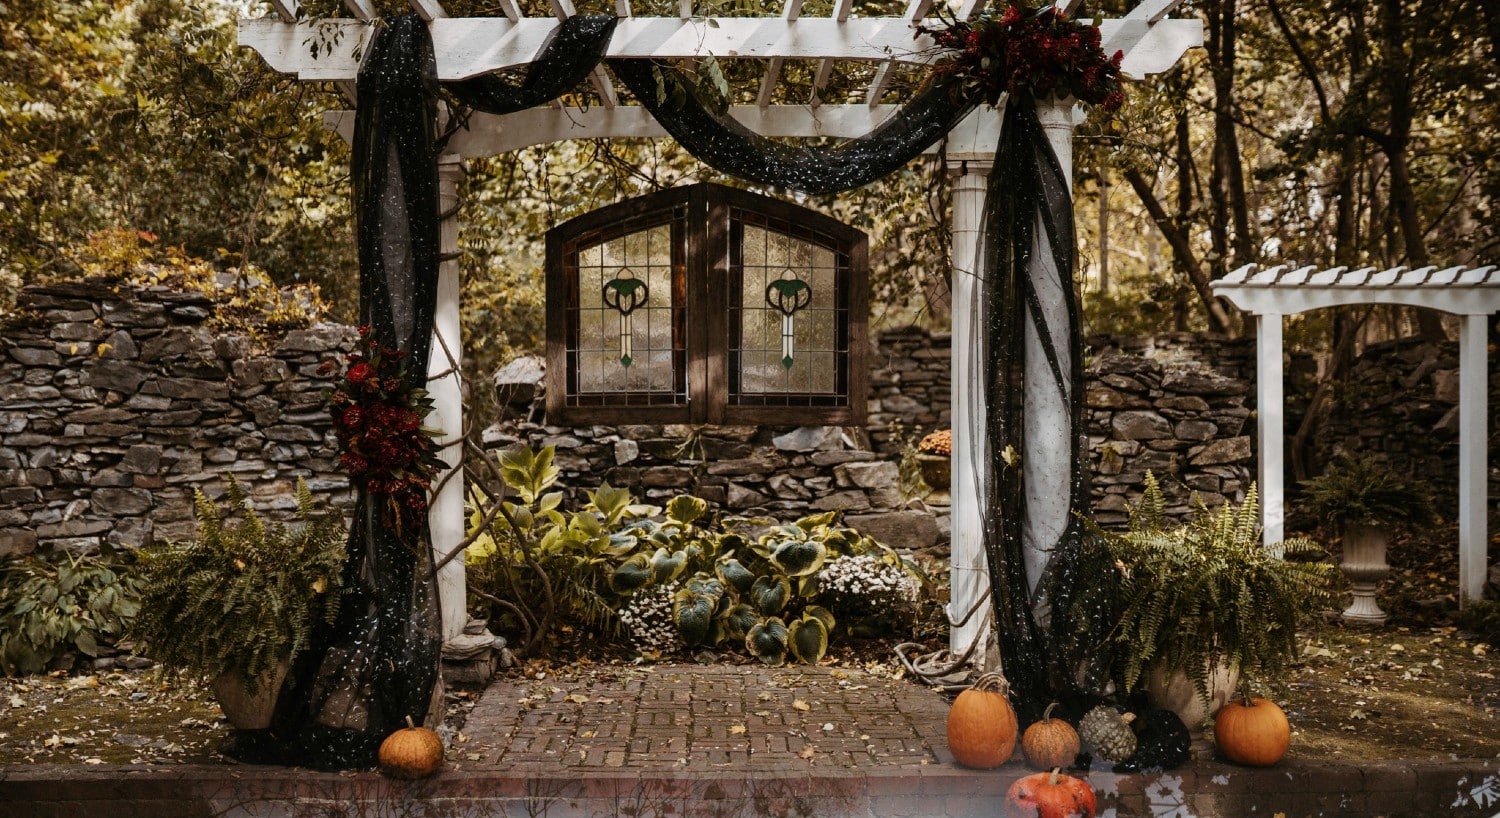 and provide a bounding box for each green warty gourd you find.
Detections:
[1078,705,1138,762]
